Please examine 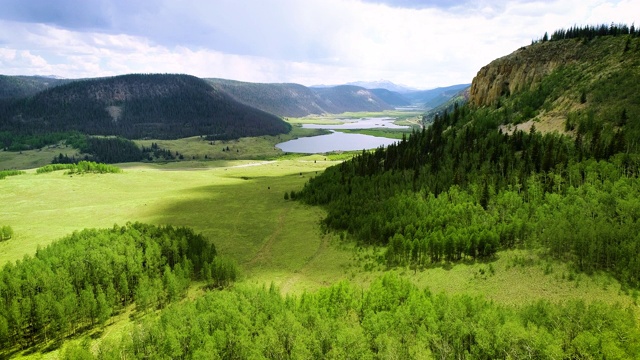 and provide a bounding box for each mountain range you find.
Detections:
[0,74,469,148]
[0,74,291,144]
